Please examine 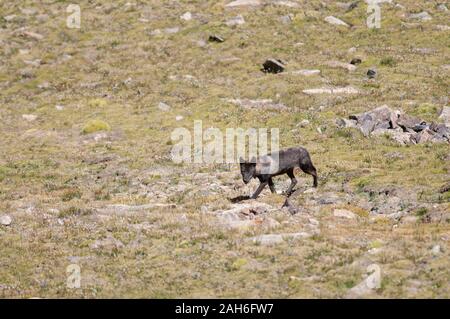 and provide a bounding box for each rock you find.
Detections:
[225,0,261,7]
[0,215,12,226]
[326,60,357,71]
[158,102,170,111]
[303,86,360,95]
[215,202,276,230]
[439,106,450,126]
[437,4,448,12]
[3,14,16,22]
[164,27,180,34]
[271,1,300,8]
[227,98,288,111]
[20,30,44,40]
[279,14,293,25]
[359,120,376,137]
[415,128,435,144]
[431,245,441,255]
[226,15,245,26]
[435,25,450,31]
[262,59,286,74]
[180,12,192,21]
[409,11,432,21]
[250,232,312,246]
[367,69,377,79]
[333,209,357,219]
[389,130,417,145]
[397,113,423,132]
[324,16,350,27]
[336,118,357,128]
[175,115,184,121]
[350,58,362,65]
[22,114,38,122]
[55,105,64,111]
[297,119,310,127]
[289,69,321,76]
[209,35,225,43]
